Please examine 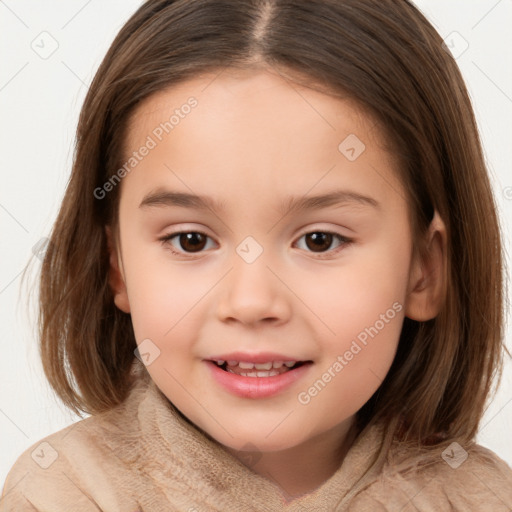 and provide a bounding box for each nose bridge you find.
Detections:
[216,235,290,325]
